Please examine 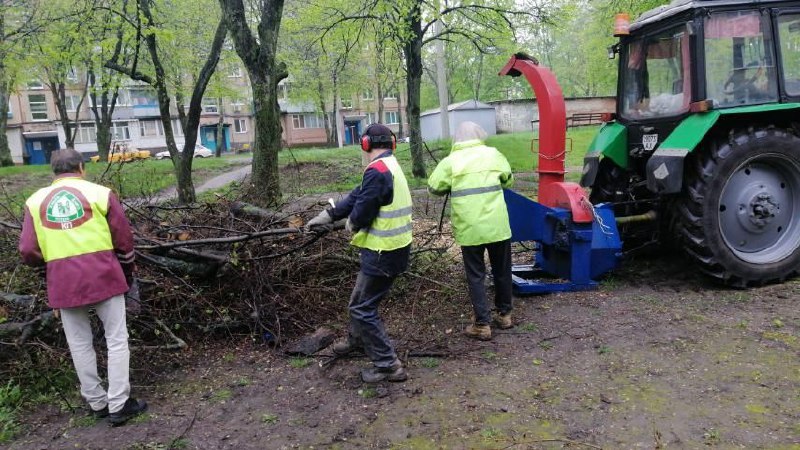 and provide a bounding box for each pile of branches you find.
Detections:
[0,192,466,379]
